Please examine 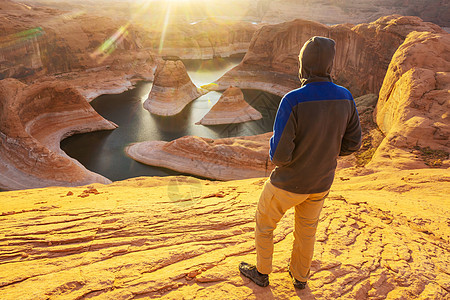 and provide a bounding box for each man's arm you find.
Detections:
[339,104,362,156]
[269,96,297,166]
